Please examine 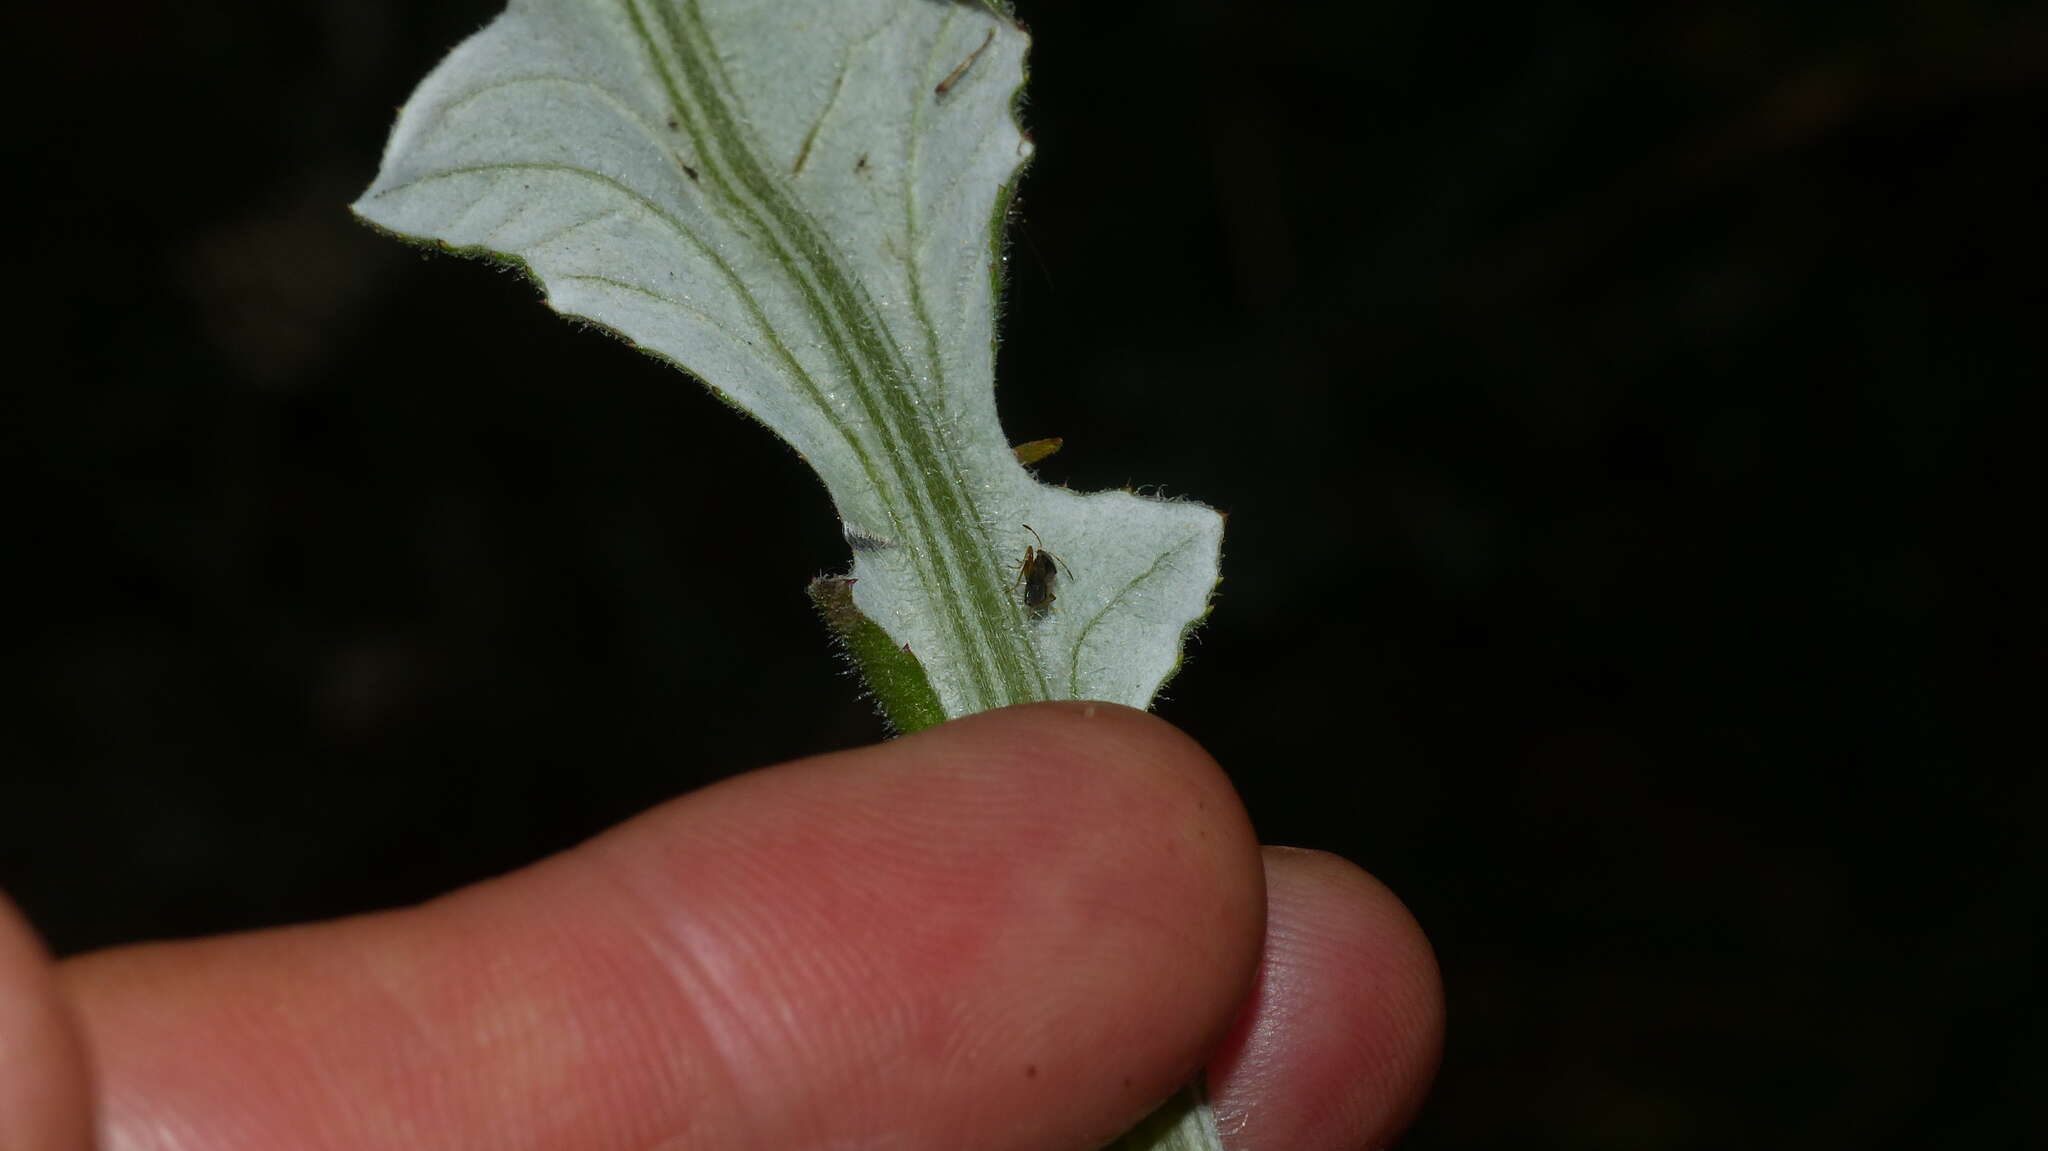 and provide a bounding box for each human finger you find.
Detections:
[62,702,1265,1151]
[0,889,94,1151]
[1206,847,1444,1150]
